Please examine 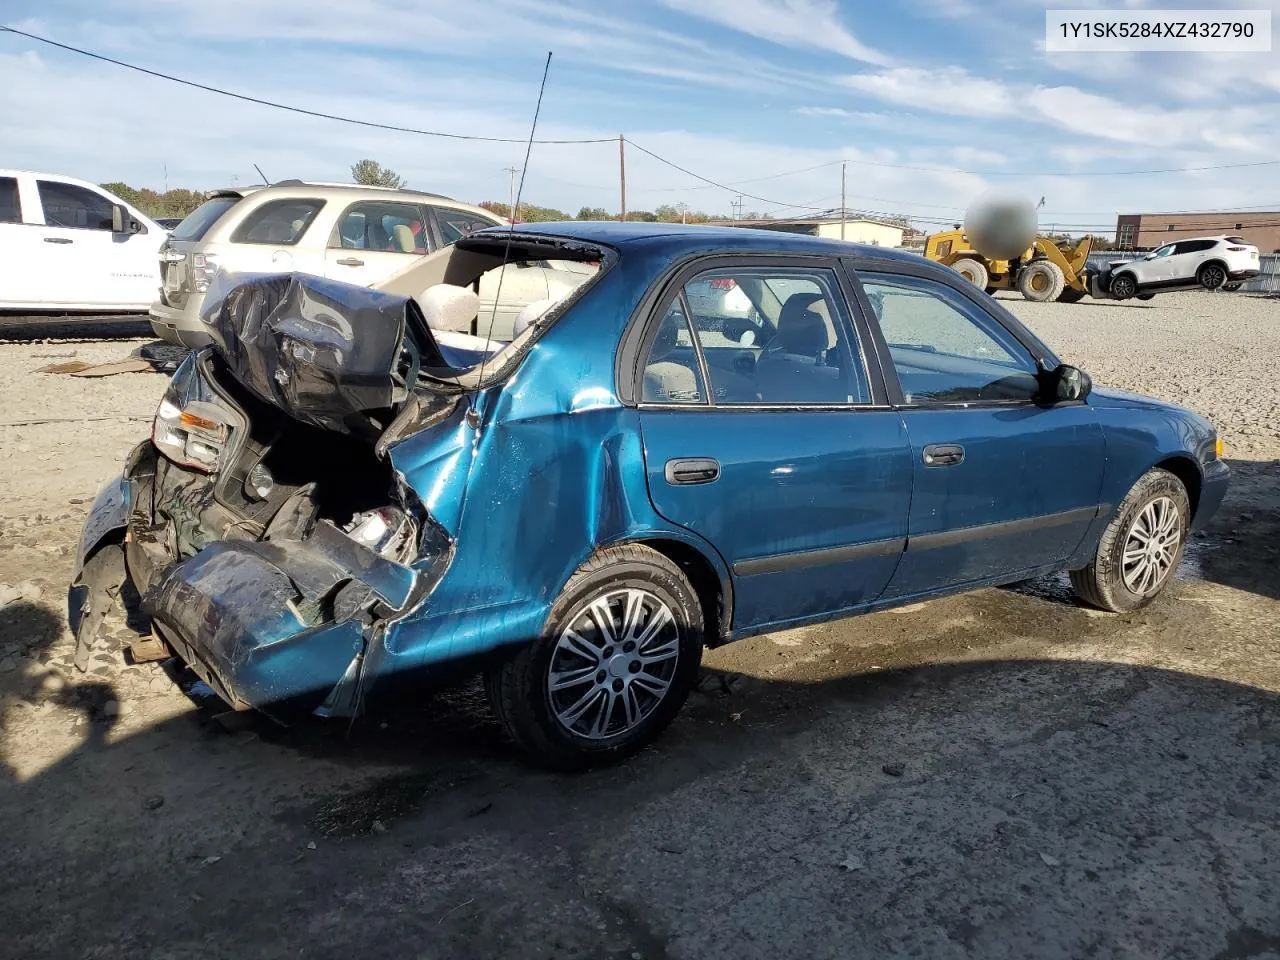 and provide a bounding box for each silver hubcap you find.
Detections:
[1122,496,1182,596]
[548,588,680,740]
